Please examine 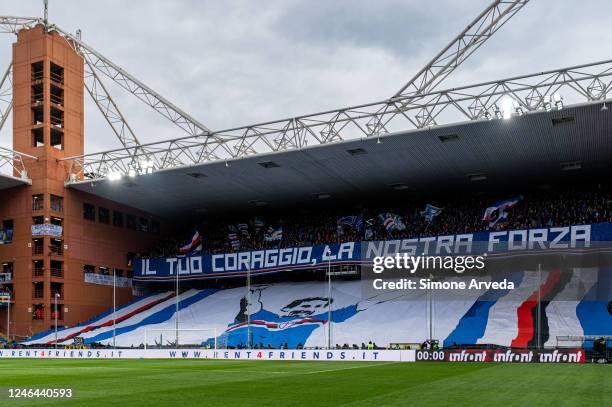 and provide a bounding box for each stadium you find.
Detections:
[0,0,611,406]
